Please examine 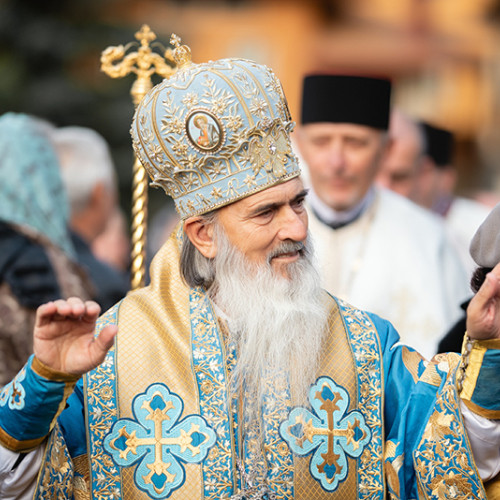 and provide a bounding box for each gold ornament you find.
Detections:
[101,26,178,289]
